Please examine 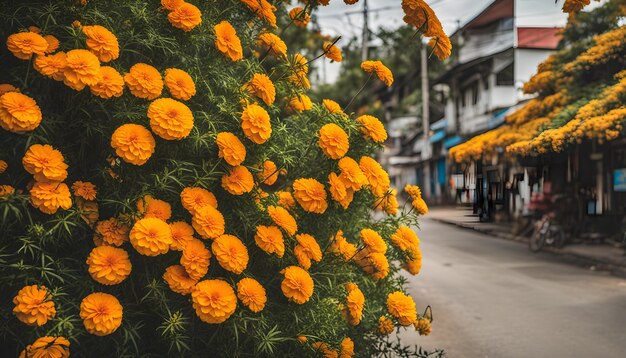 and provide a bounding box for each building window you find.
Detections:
[496,63,514,86]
